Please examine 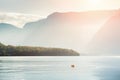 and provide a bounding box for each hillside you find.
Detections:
[0,43,79,56]
[87,10,120,55]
